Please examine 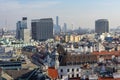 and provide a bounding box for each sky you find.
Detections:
[0,0,120,30]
